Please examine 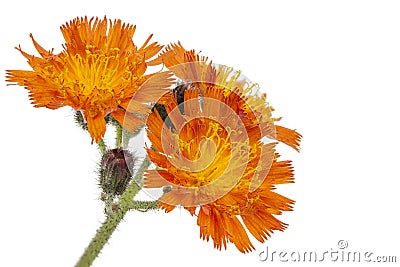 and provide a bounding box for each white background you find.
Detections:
[1,0,399,266]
